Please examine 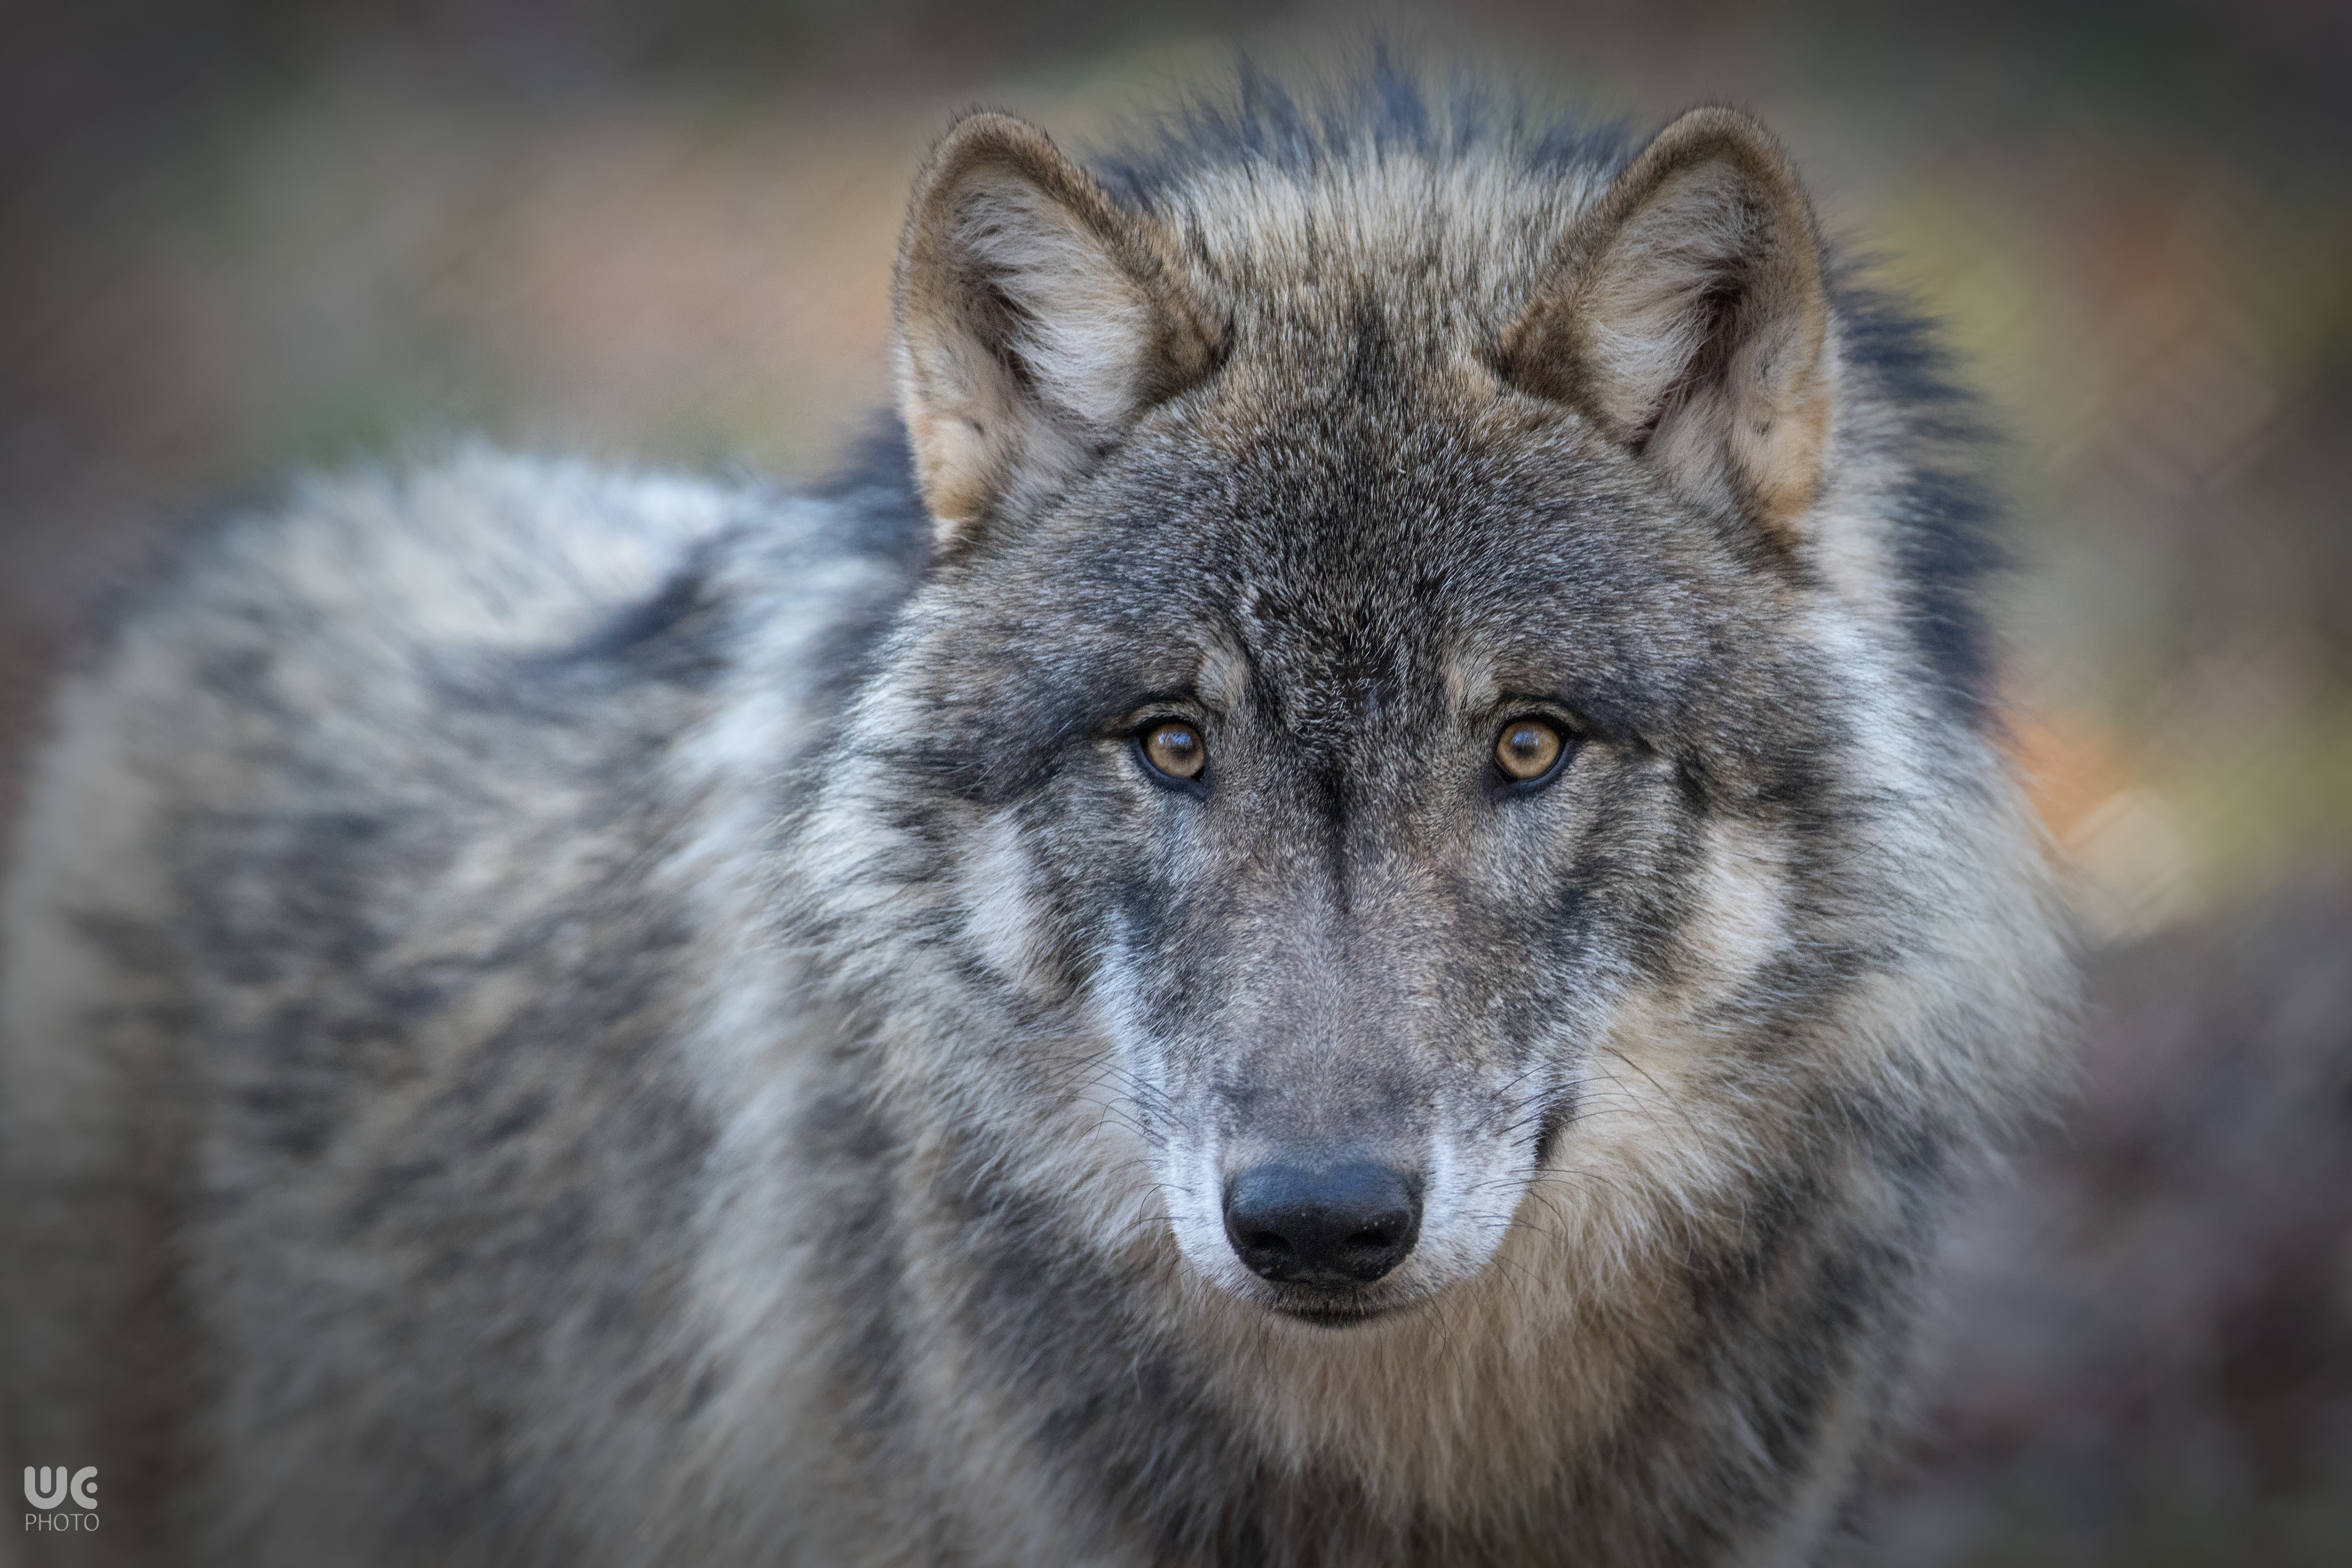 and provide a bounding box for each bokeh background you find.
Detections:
[2,2,2347,1562]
